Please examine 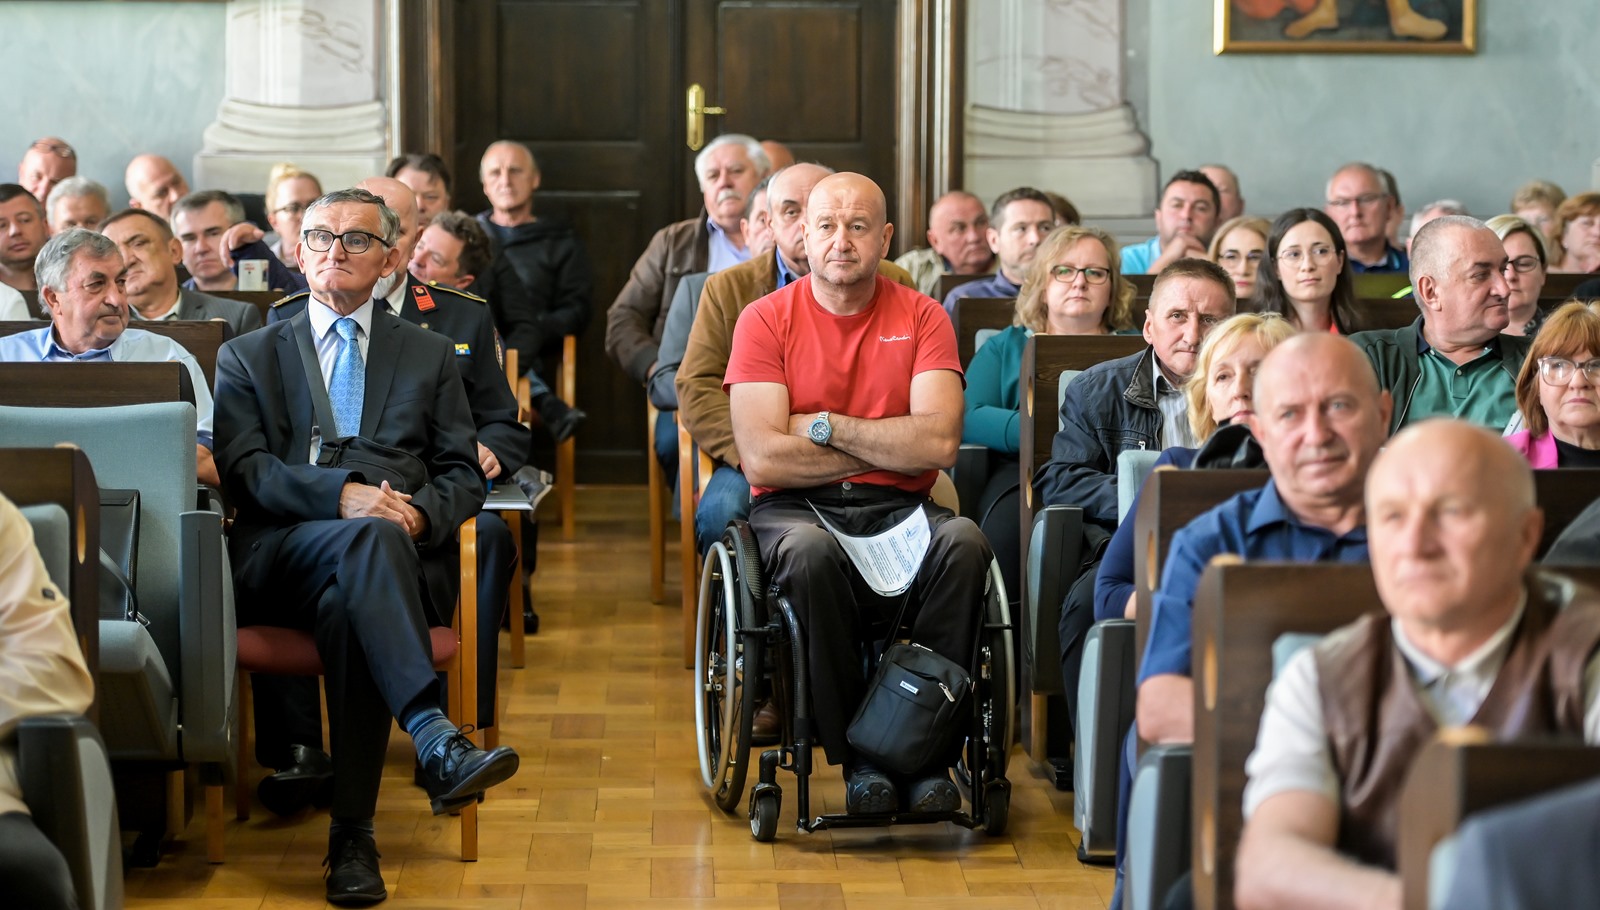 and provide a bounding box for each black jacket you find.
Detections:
[1033,346,1162,529]
[475,213,593,373]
